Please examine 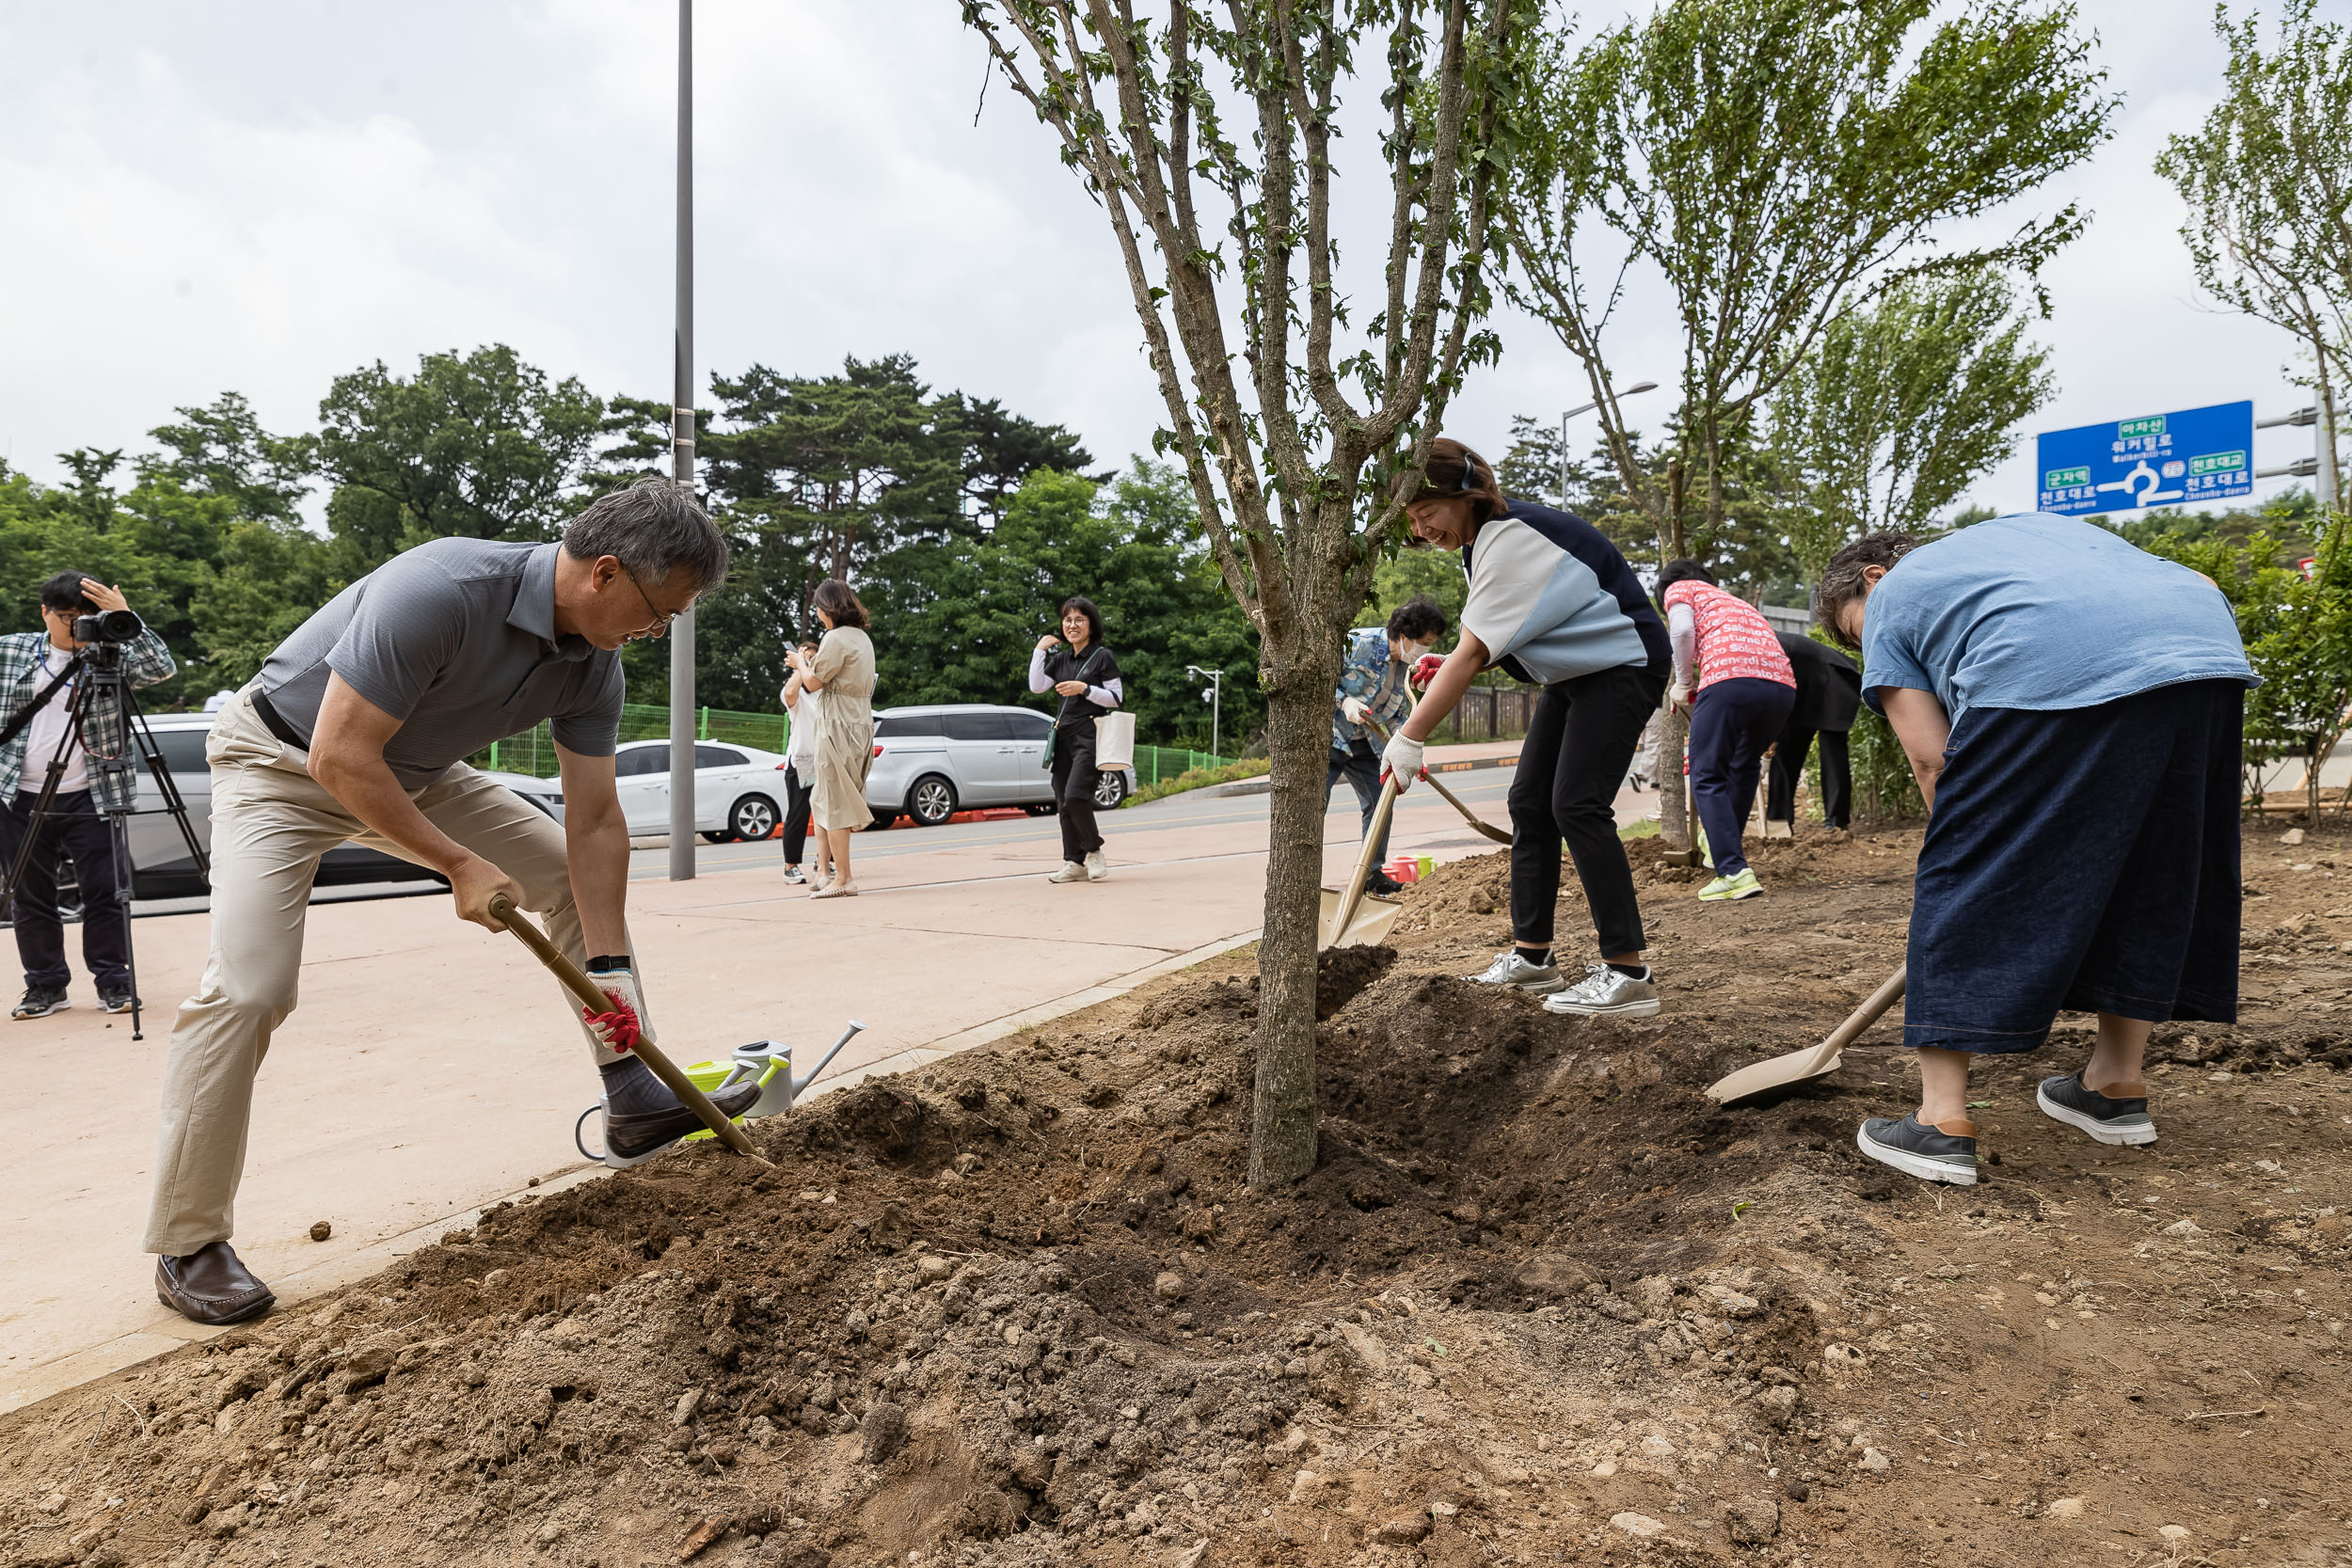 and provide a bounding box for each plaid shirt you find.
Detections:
[1331,628,1411,748]
[0,628,177,810]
